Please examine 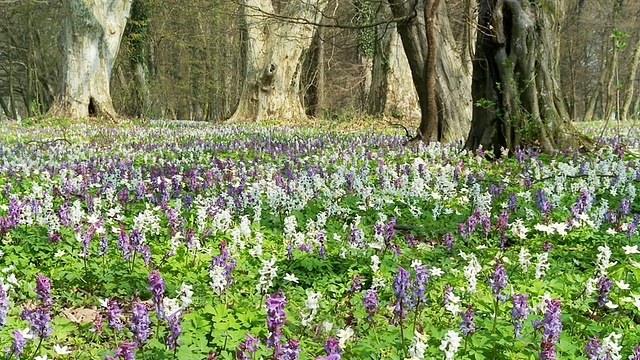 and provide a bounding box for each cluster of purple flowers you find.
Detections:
[583,335,602,360]
[107,298,124,332]
[5,329,28,358]
[265,290,288,356]
[511,294,529,338]
[459,308,476,336]
[147,269,165,320]
[105,341,136,360]
[489,259,508,301]
[534,298,562,360]
[443,232,455,252]
[236,333,260,360]
[129,302,151,347]
[362,289,379,321]
[392,266,412,323]
[458,208,490,238]
[321,336,341,359]
[535,188,552,215]
[210,240,237,290]
[595,276,613,308]
[165,311,182,351]
[20,274,52,339]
